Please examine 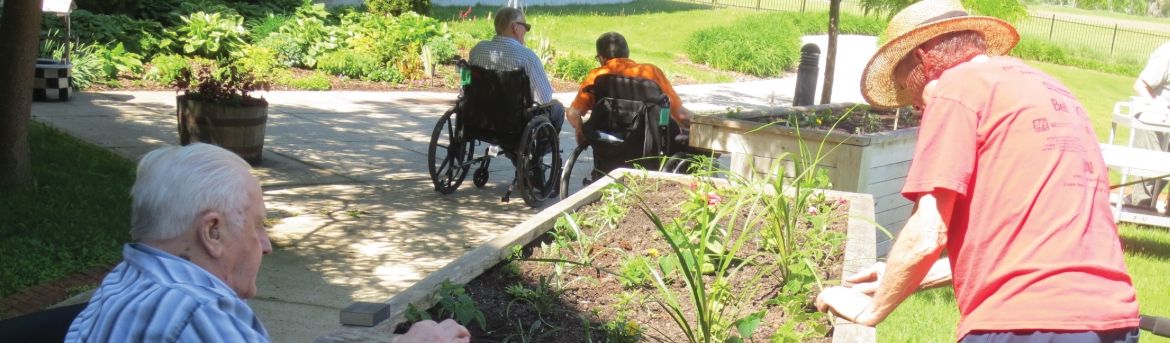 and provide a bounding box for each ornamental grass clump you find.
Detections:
[618,153,844,342]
